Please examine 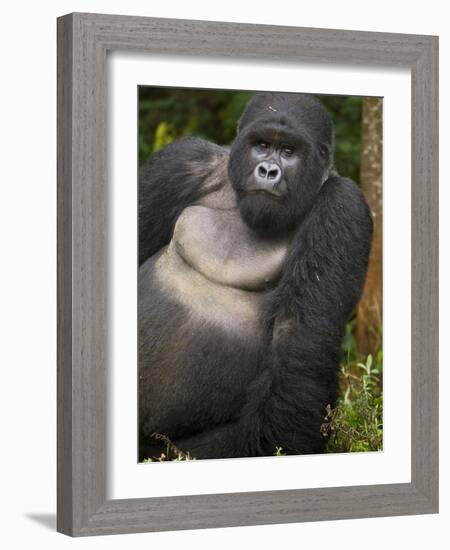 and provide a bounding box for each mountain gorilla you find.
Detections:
[138,92,372,460]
